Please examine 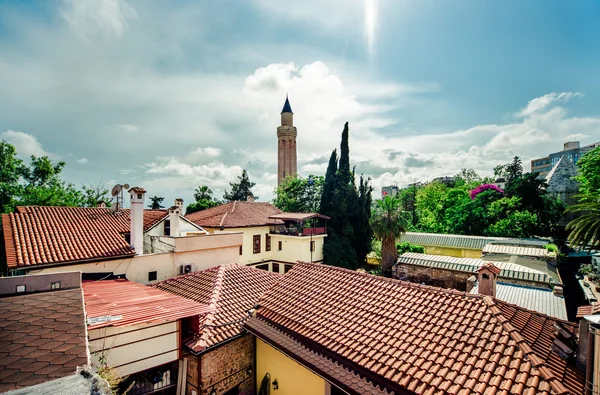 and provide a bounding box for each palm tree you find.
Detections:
[148,196,165,210]
[370,195,411,277]
[566,196,600,251]
[194,185,213,202]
